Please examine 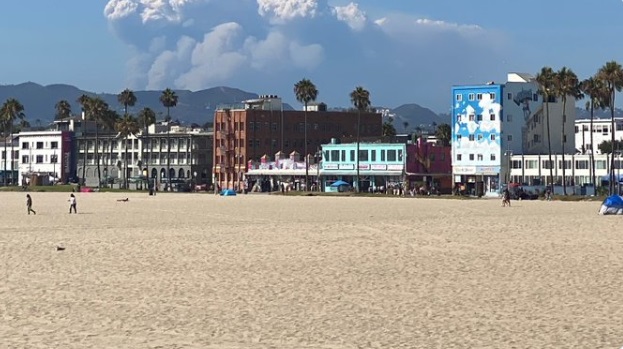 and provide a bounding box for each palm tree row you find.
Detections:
[536,61,623,195]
